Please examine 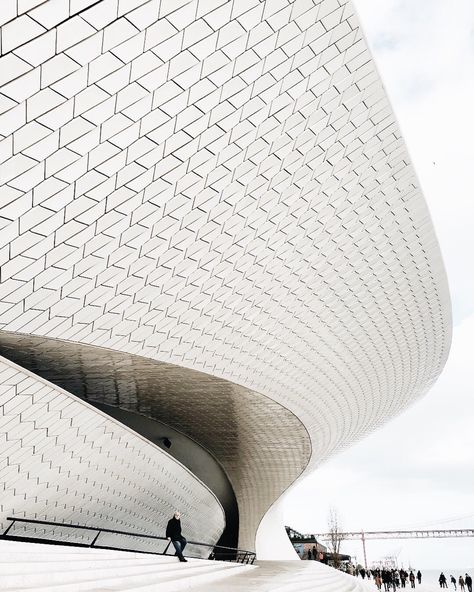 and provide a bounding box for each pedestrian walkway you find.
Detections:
[355,579,454,592]
[190,560,383,591]
[190,561,452,592]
